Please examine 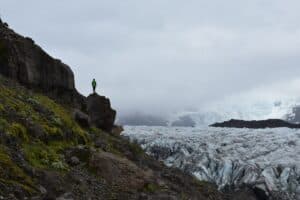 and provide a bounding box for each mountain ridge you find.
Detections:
[210,119,300,129]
